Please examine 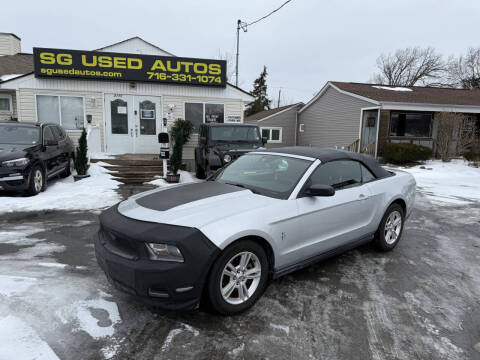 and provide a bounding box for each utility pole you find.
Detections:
[235,19,247,87]
[277,88,281,108]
